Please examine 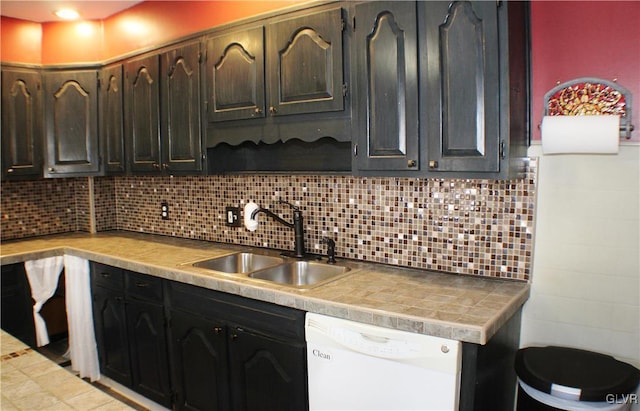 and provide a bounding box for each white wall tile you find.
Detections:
[522,145,640,370]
